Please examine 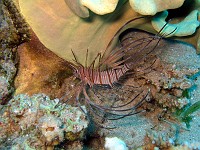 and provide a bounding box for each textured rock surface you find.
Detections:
[15,30,72,98]
[0,0,29,47]
[0,94,88,149]
[0,0,29,104]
